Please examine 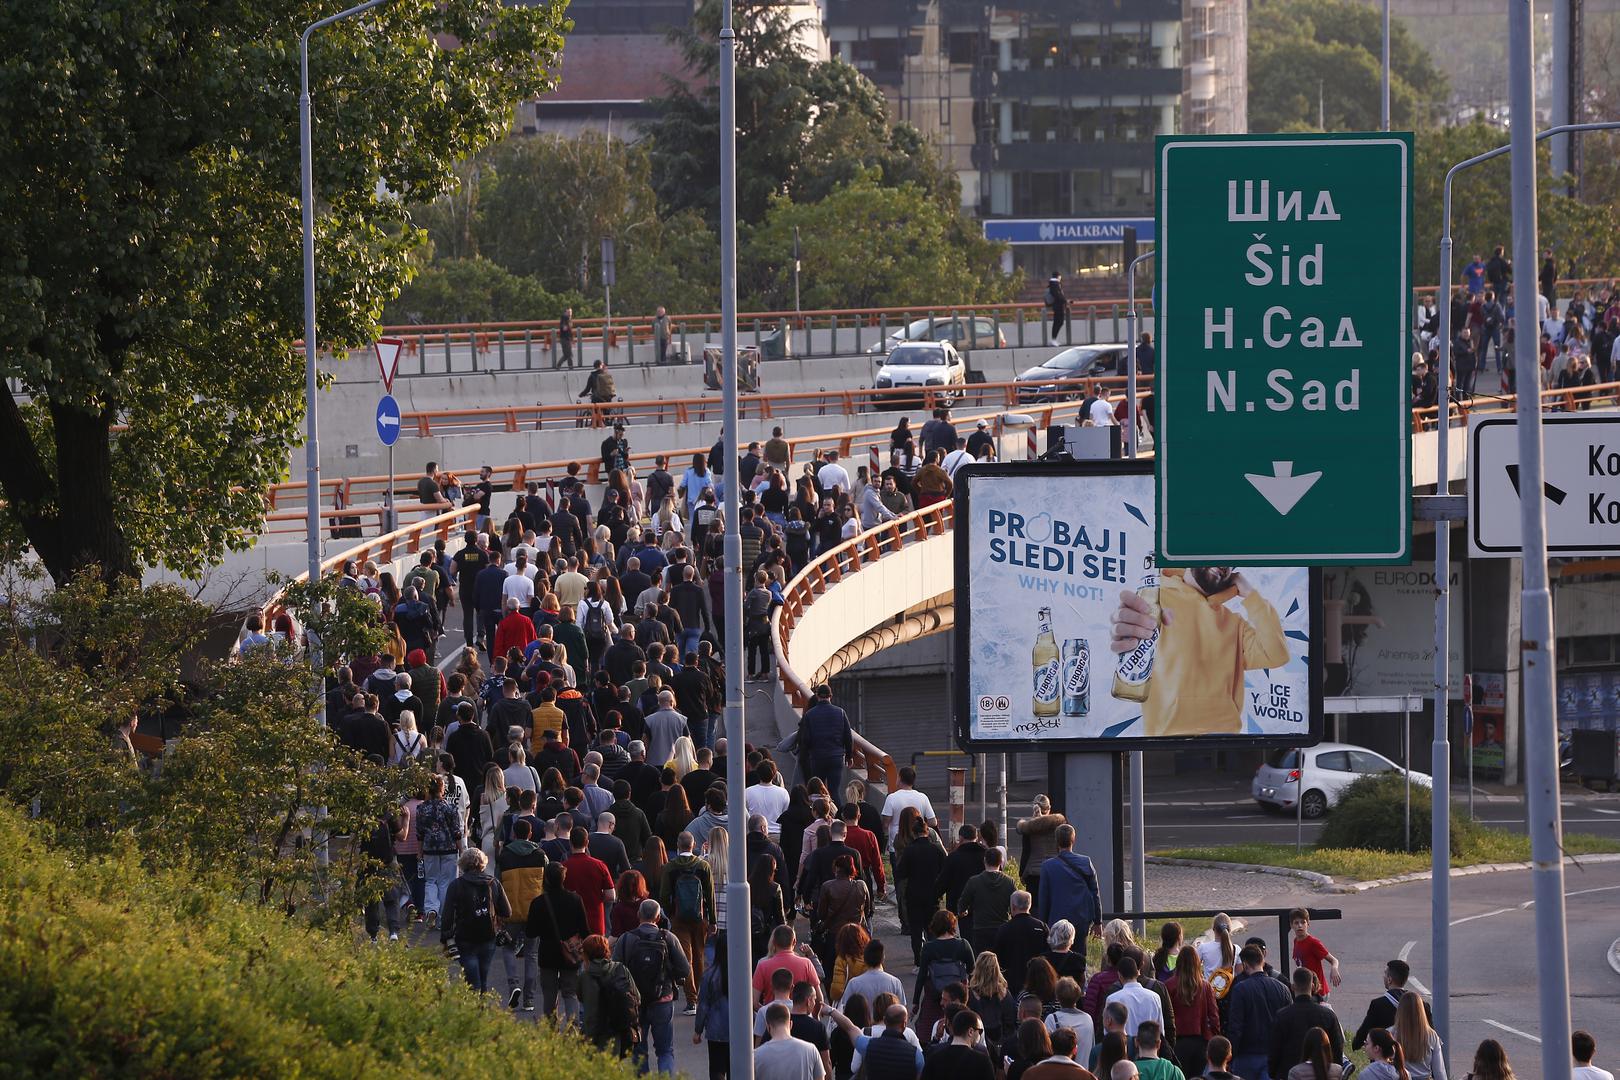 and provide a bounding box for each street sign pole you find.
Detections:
[1155,133,1413,565]
[719,3,752,1078]
[376,394,402,532]
[1509,0,1574,1074]
[1126,248,1155,925]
